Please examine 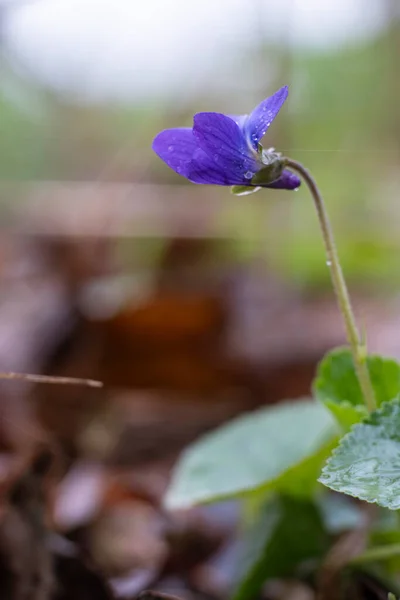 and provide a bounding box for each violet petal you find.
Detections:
[186,148,247,185]
[245,86,288,149]
[152,127,198,176]
[193,112,259,181]
[265,169,301,190]
[227,114,248,129]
